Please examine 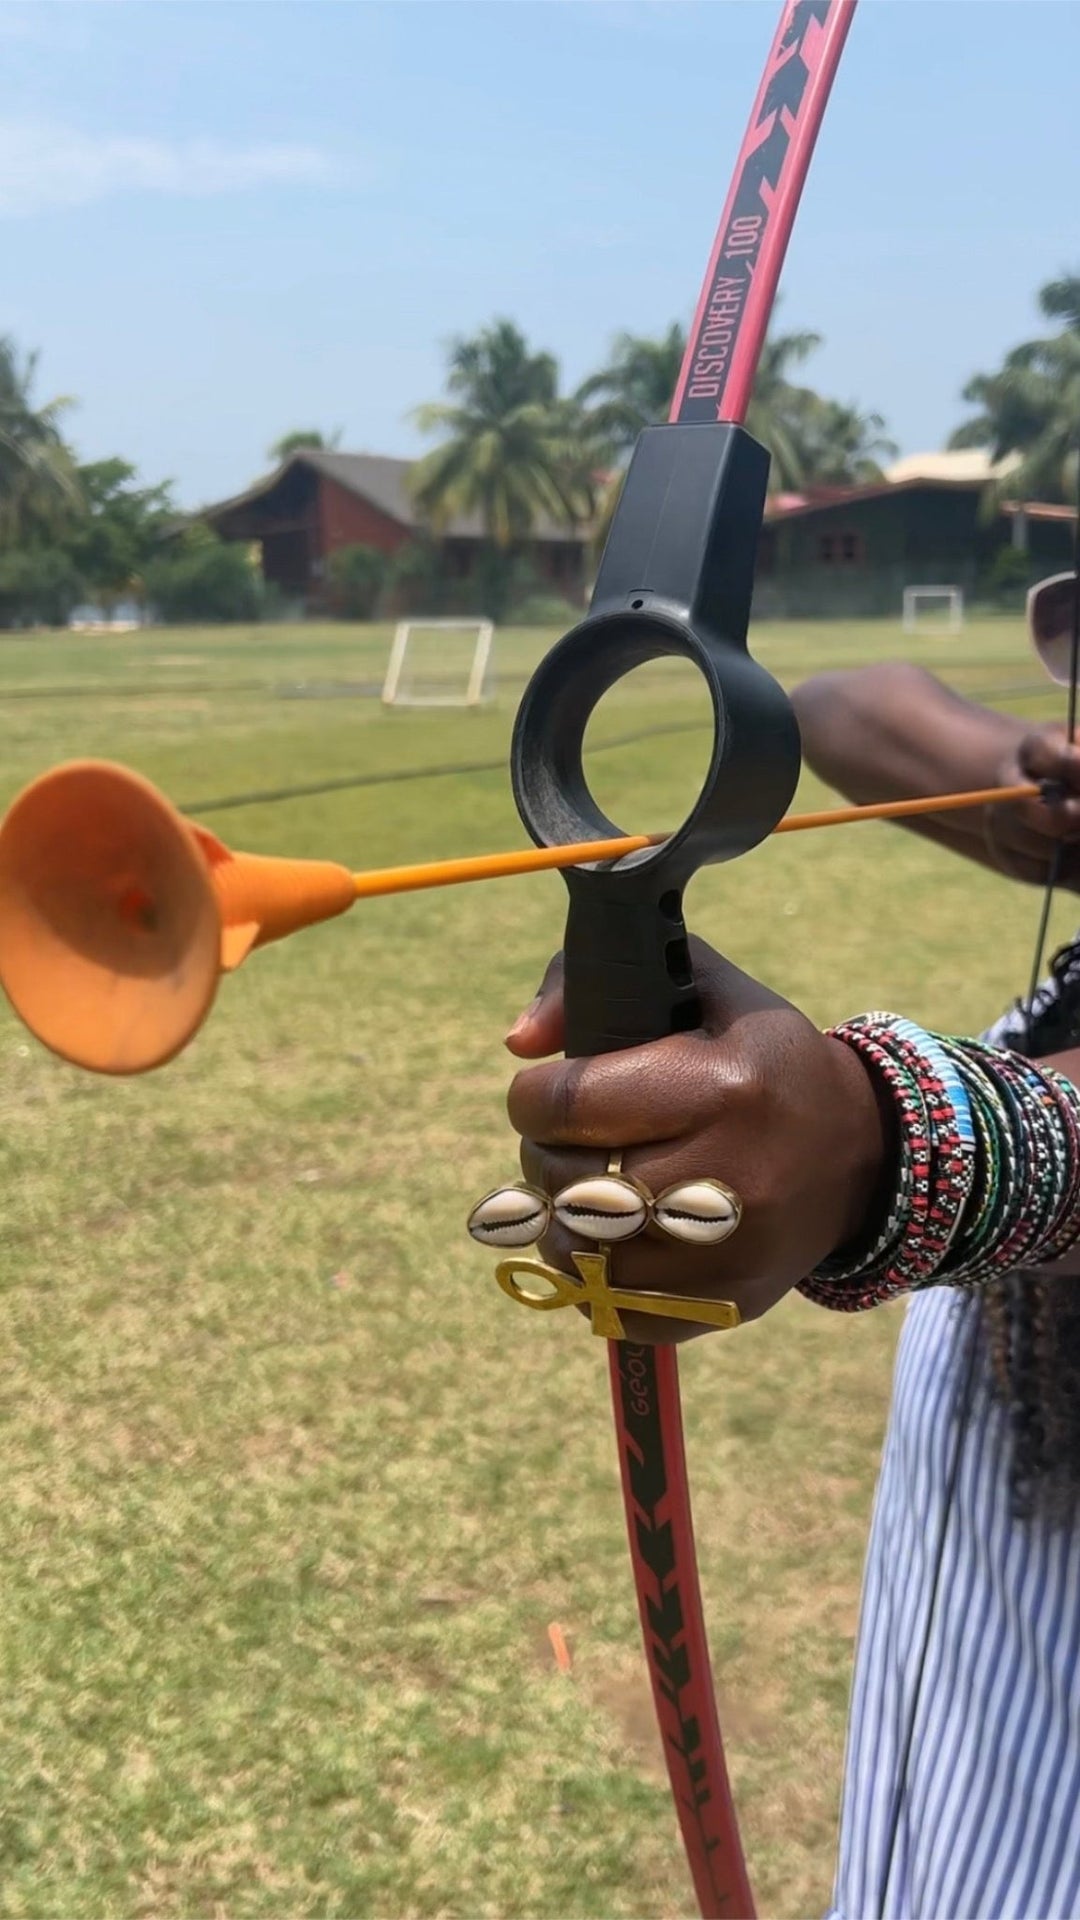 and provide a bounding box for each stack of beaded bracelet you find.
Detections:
[800,1014,1080,1312]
